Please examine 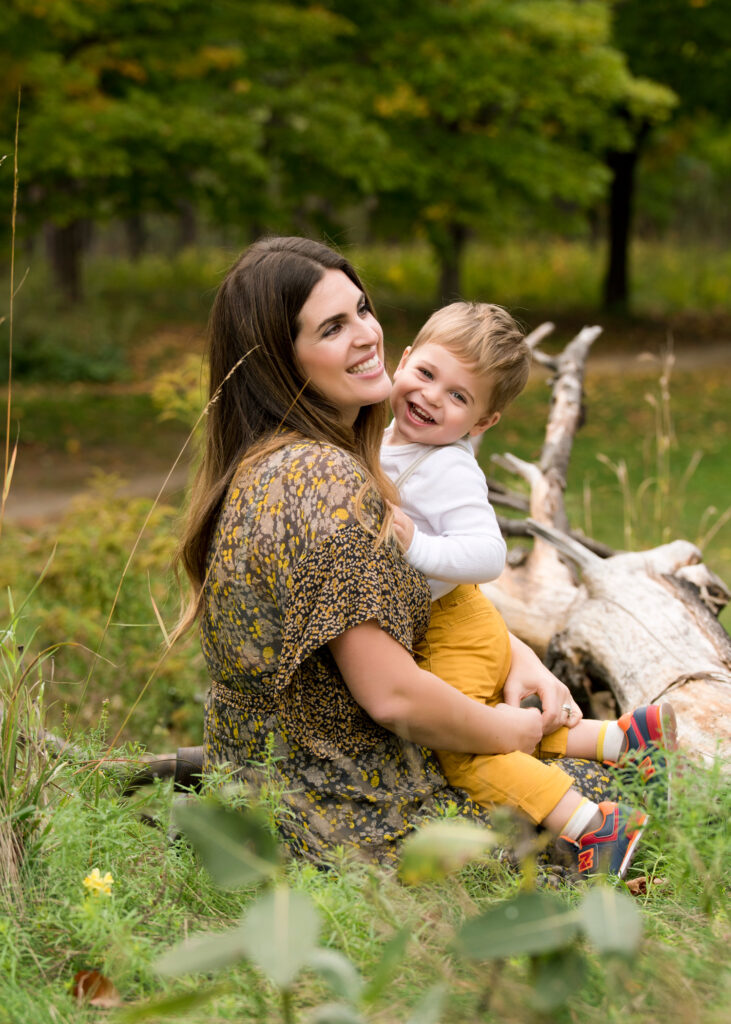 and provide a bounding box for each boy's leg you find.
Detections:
[546,704,678,769]
[414,585,511,704]
[437,747,575,825]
